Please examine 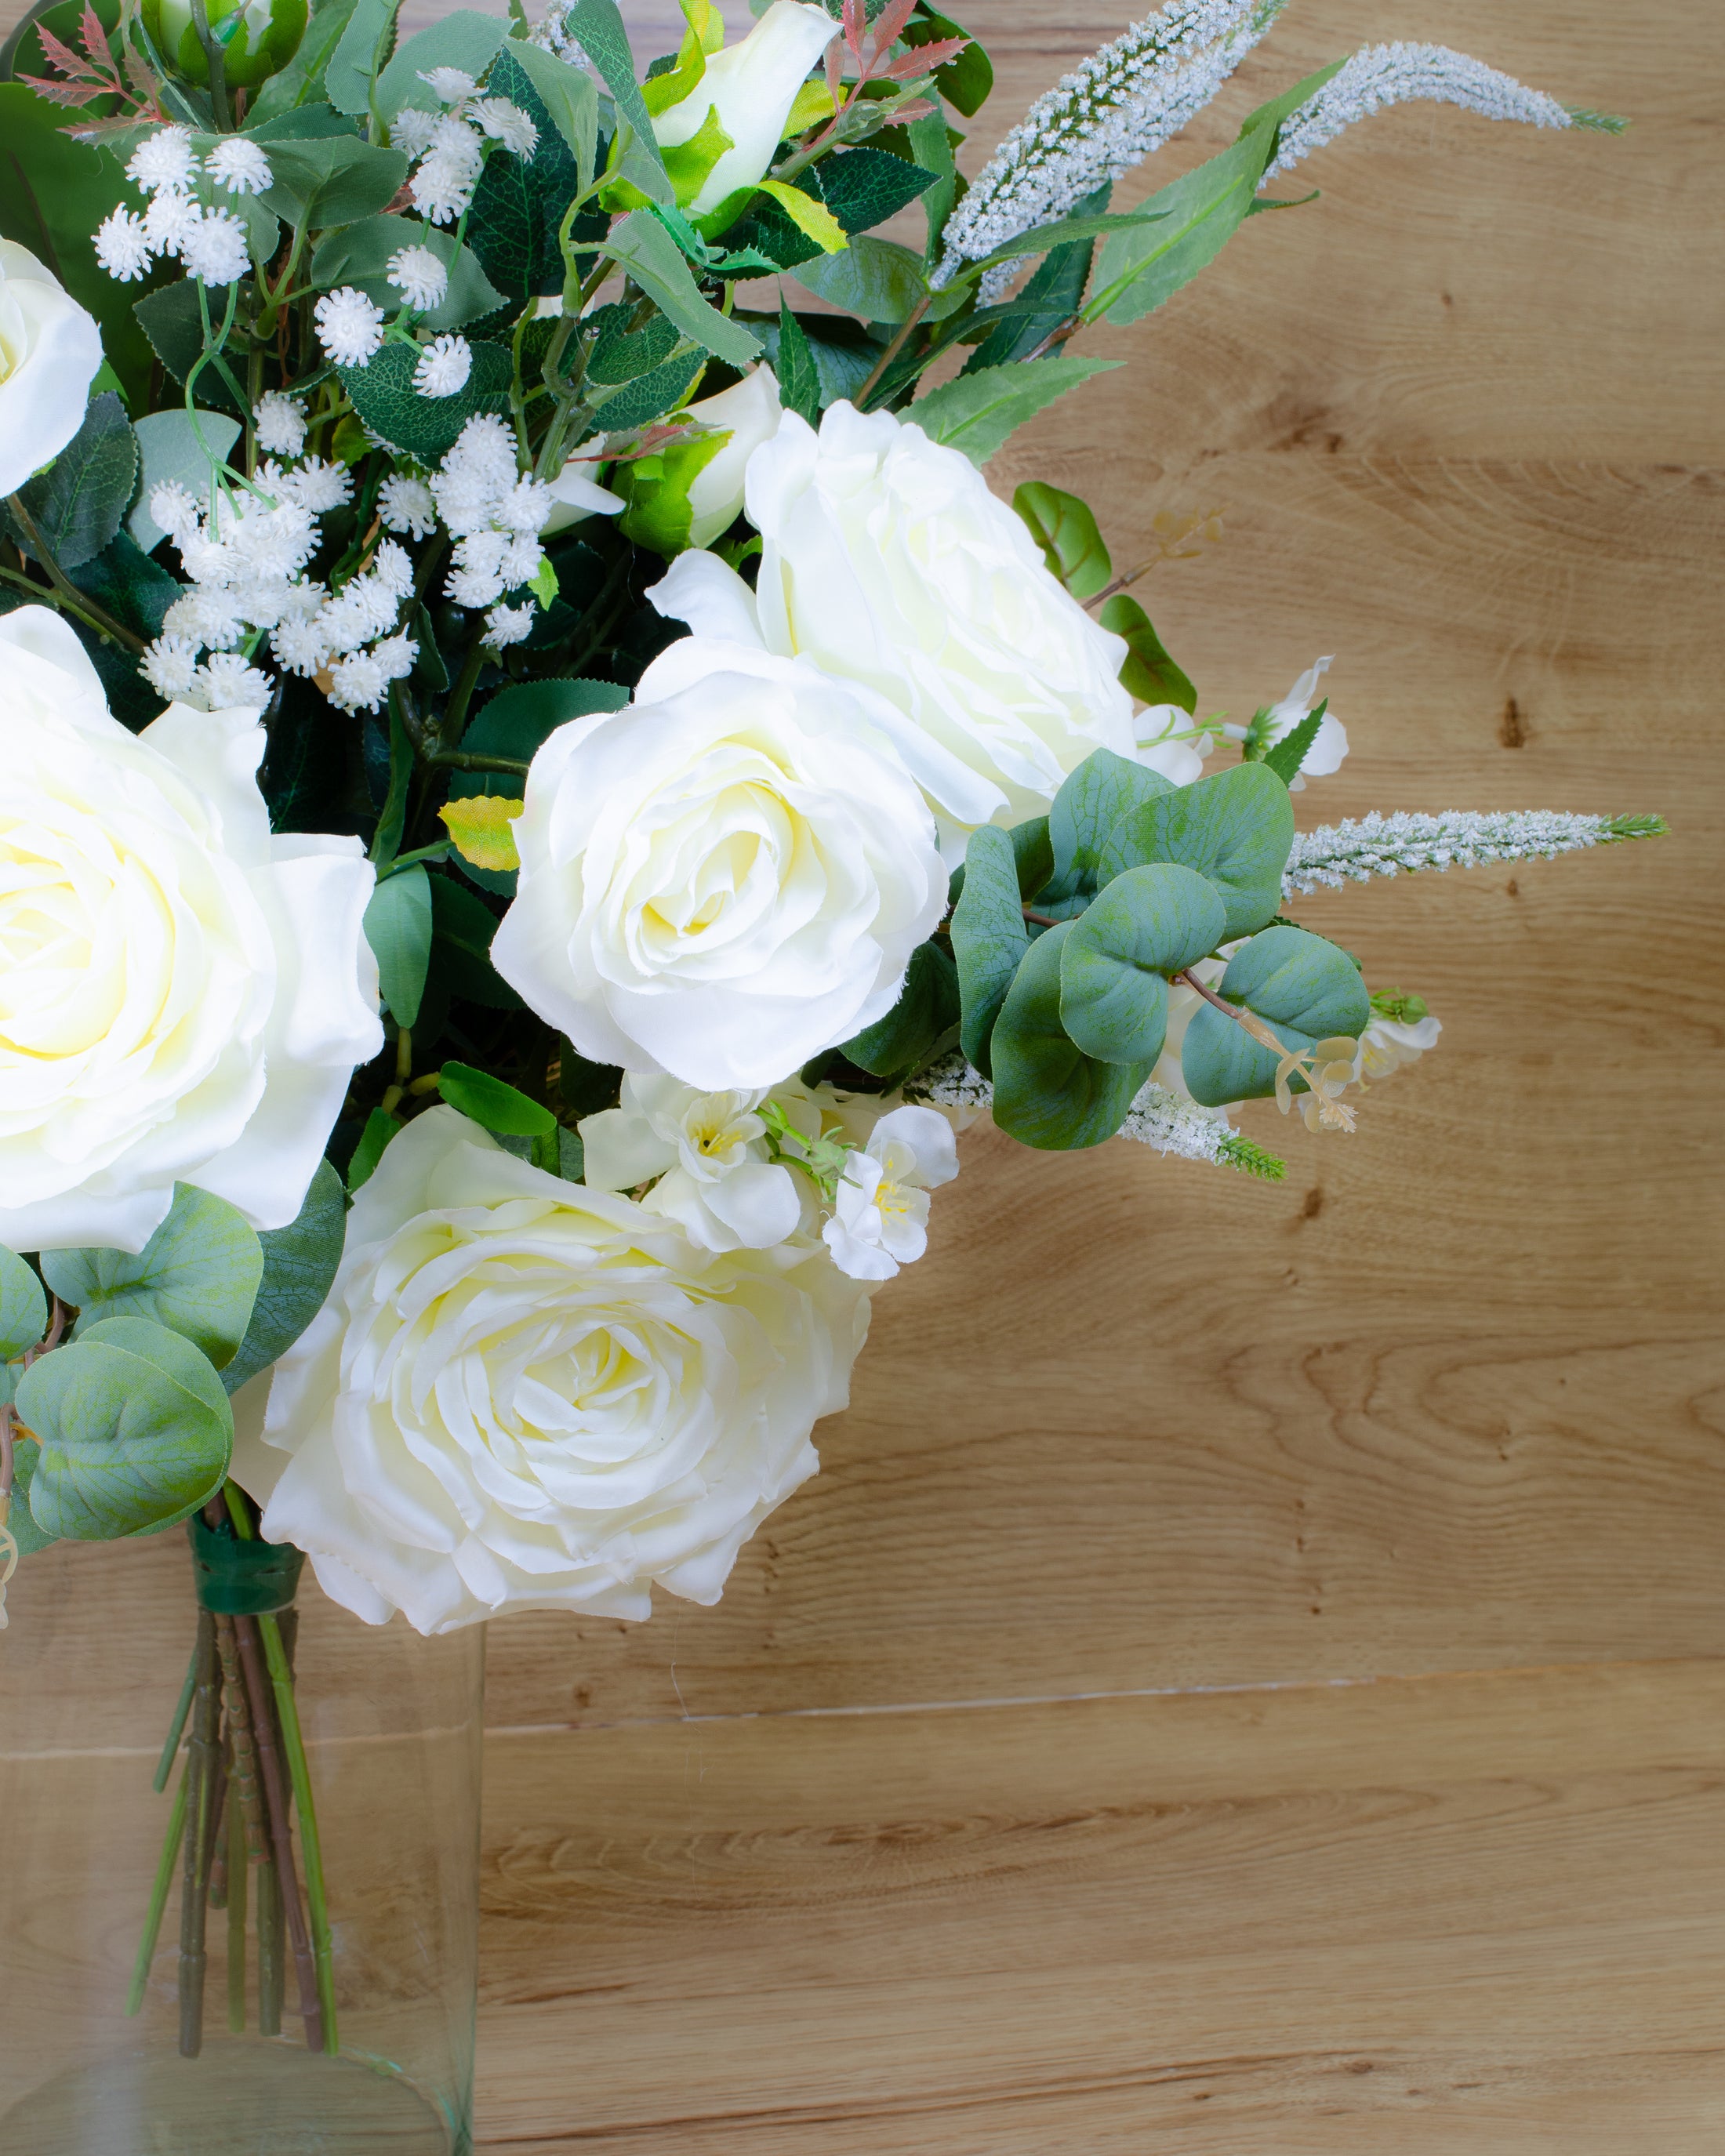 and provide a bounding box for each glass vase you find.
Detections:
[0,1512,485,2154]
